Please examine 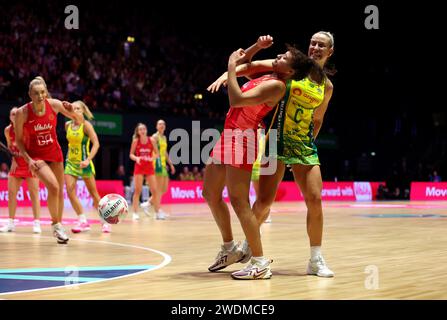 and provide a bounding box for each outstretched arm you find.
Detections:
[227,49,284,108]
[207,59,274,93]
[240,35,274,64]
[48,99,83,124]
